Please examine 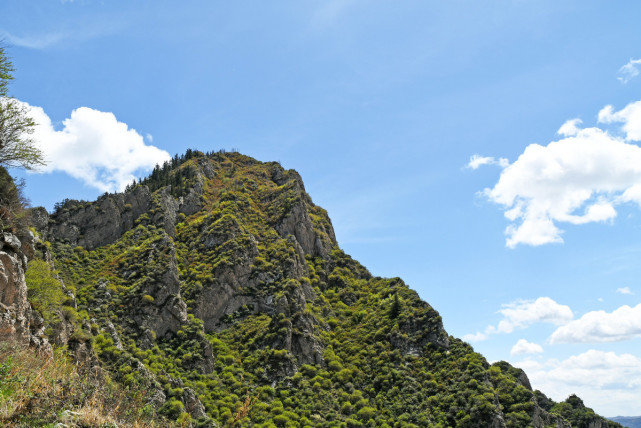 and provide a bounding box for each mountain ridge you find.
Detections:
[0,150,623,427]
